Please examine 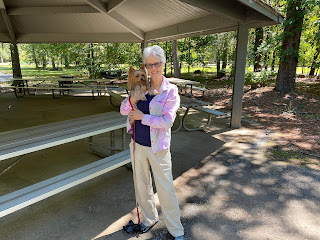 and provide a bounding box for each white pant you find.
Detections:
[130,140,184,237]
